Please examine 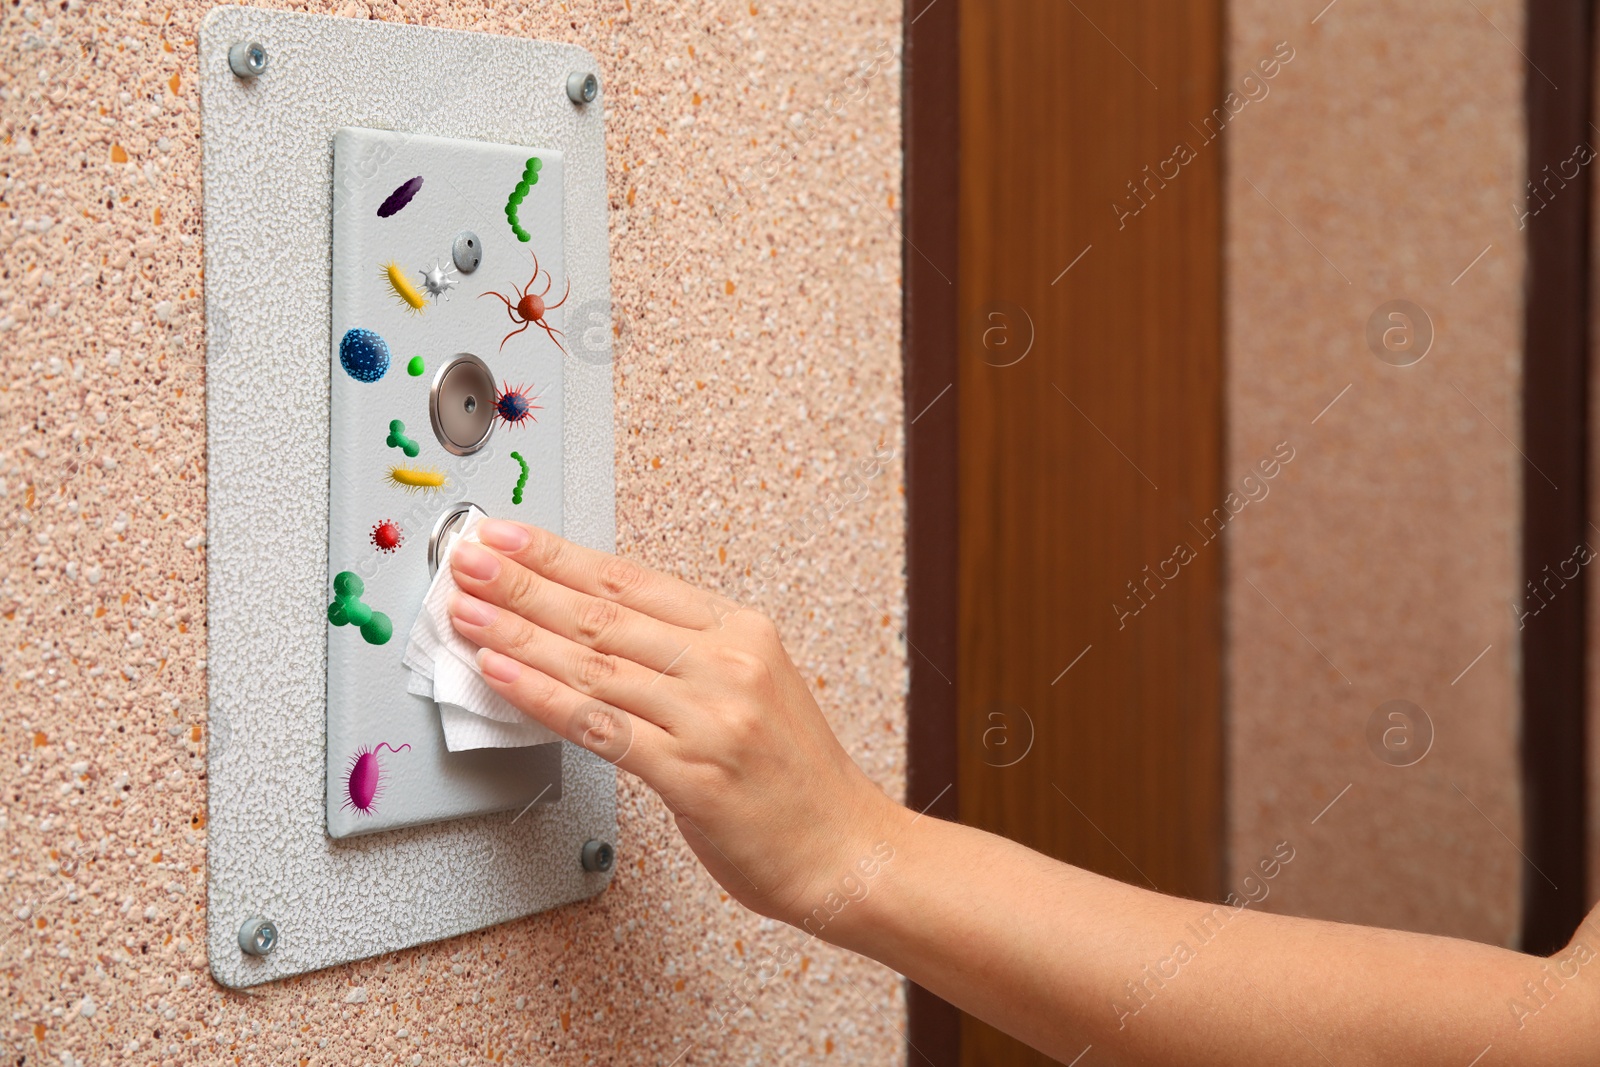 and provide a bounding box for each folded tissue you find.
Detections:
[404,507,562,751]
